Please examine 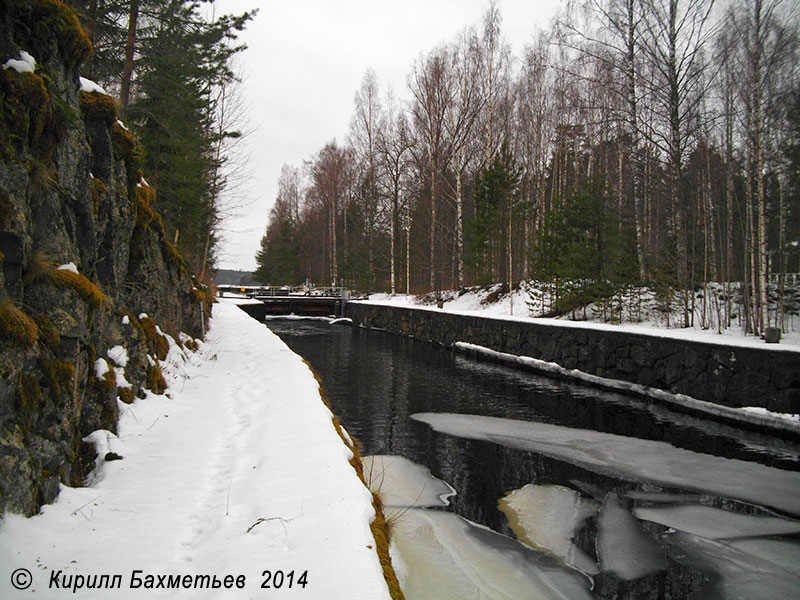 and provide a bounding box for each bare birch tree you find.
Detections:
[640,0,717,326]
[377,93,414,295]
[729,0,799,333]
[443,29,485,288]
[350,70,382,287]
[409,46,454,291]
